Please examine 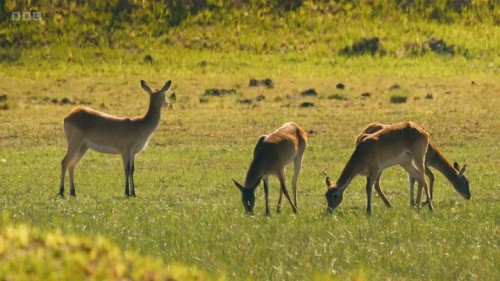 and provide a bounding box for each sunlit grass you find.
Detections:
[0,1,499,278]
[0,51,499,279]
